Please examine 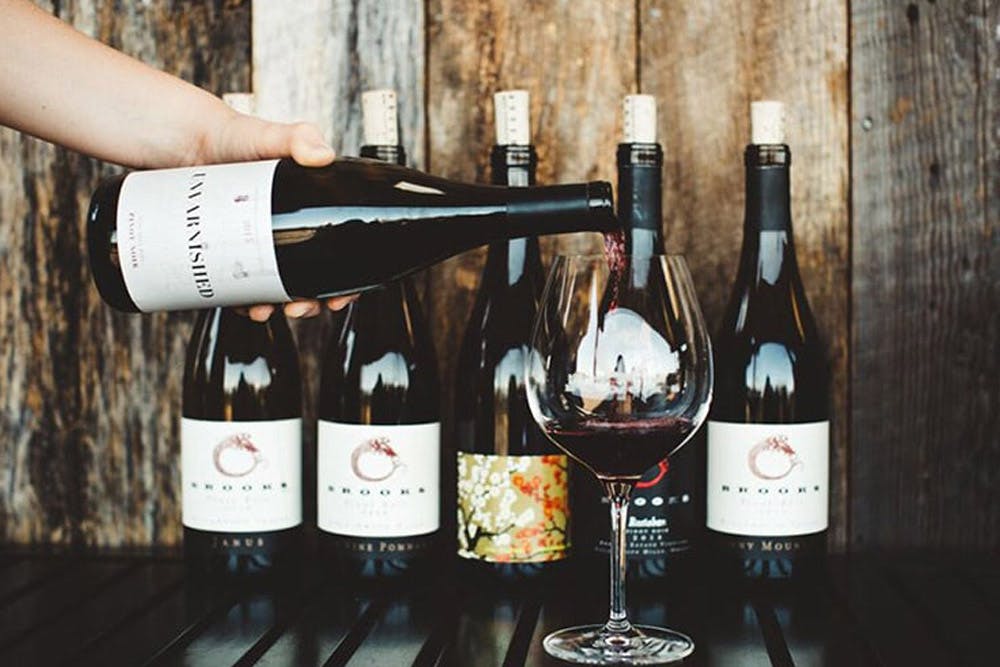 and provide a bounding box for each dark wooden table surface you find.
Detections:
[0,550,995,666]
